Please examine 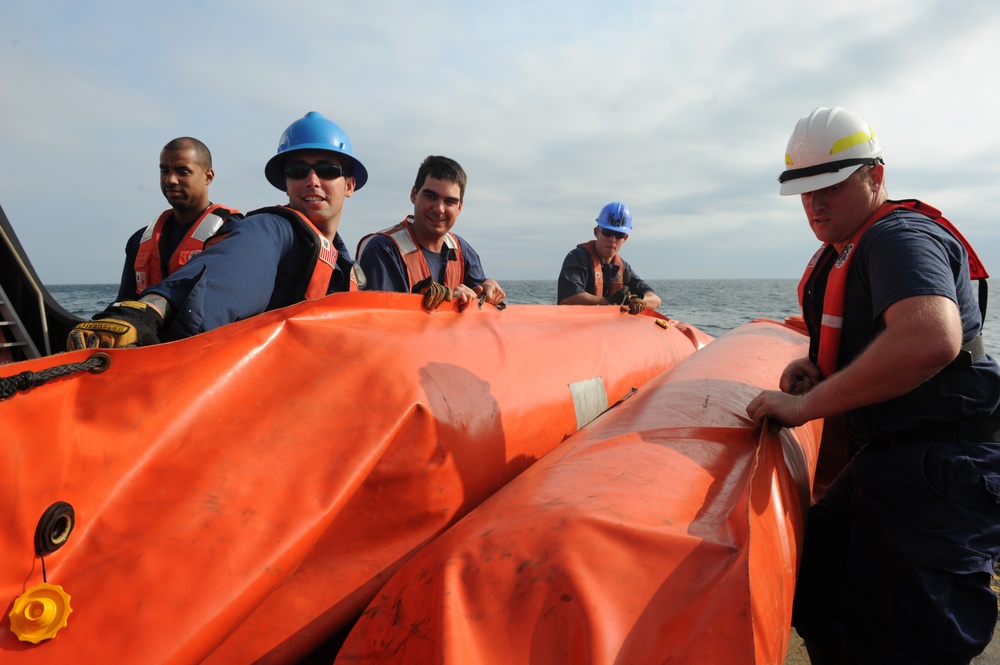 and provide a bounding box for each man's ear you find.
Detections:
[869,164,885,193]
[410,186,418,205]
